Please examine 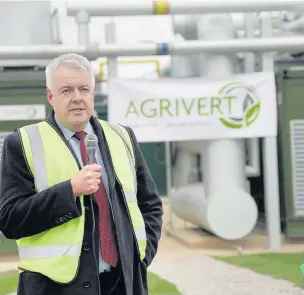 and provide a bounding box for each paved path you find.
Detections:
[149,237,304,295]
[0,261,18,273]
